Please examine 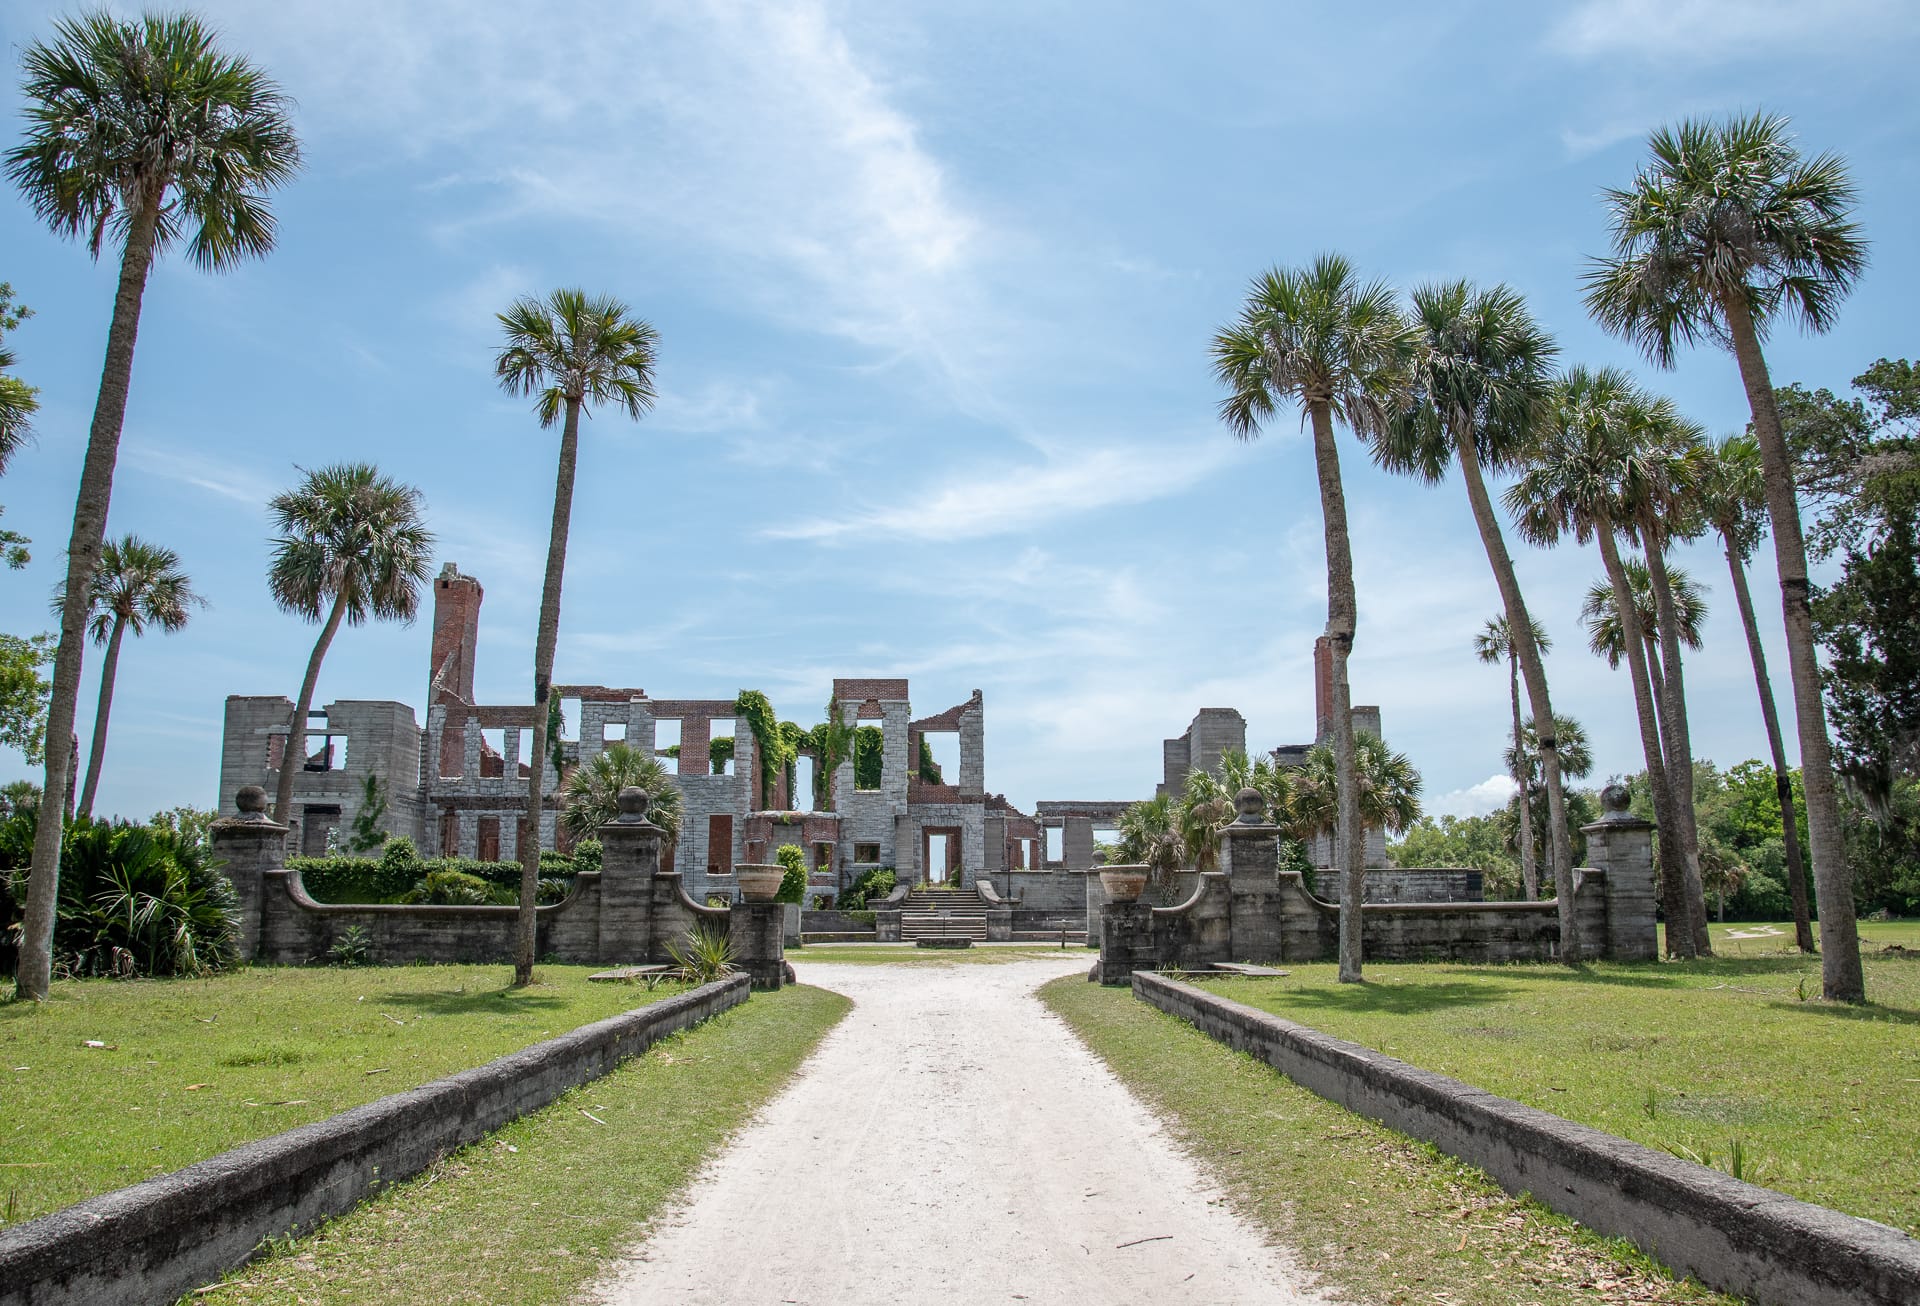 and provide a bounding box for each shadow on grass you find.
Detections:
[1209,977,1518,1017]
[1760,996,1920,1026]
[378,987,573,1015]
